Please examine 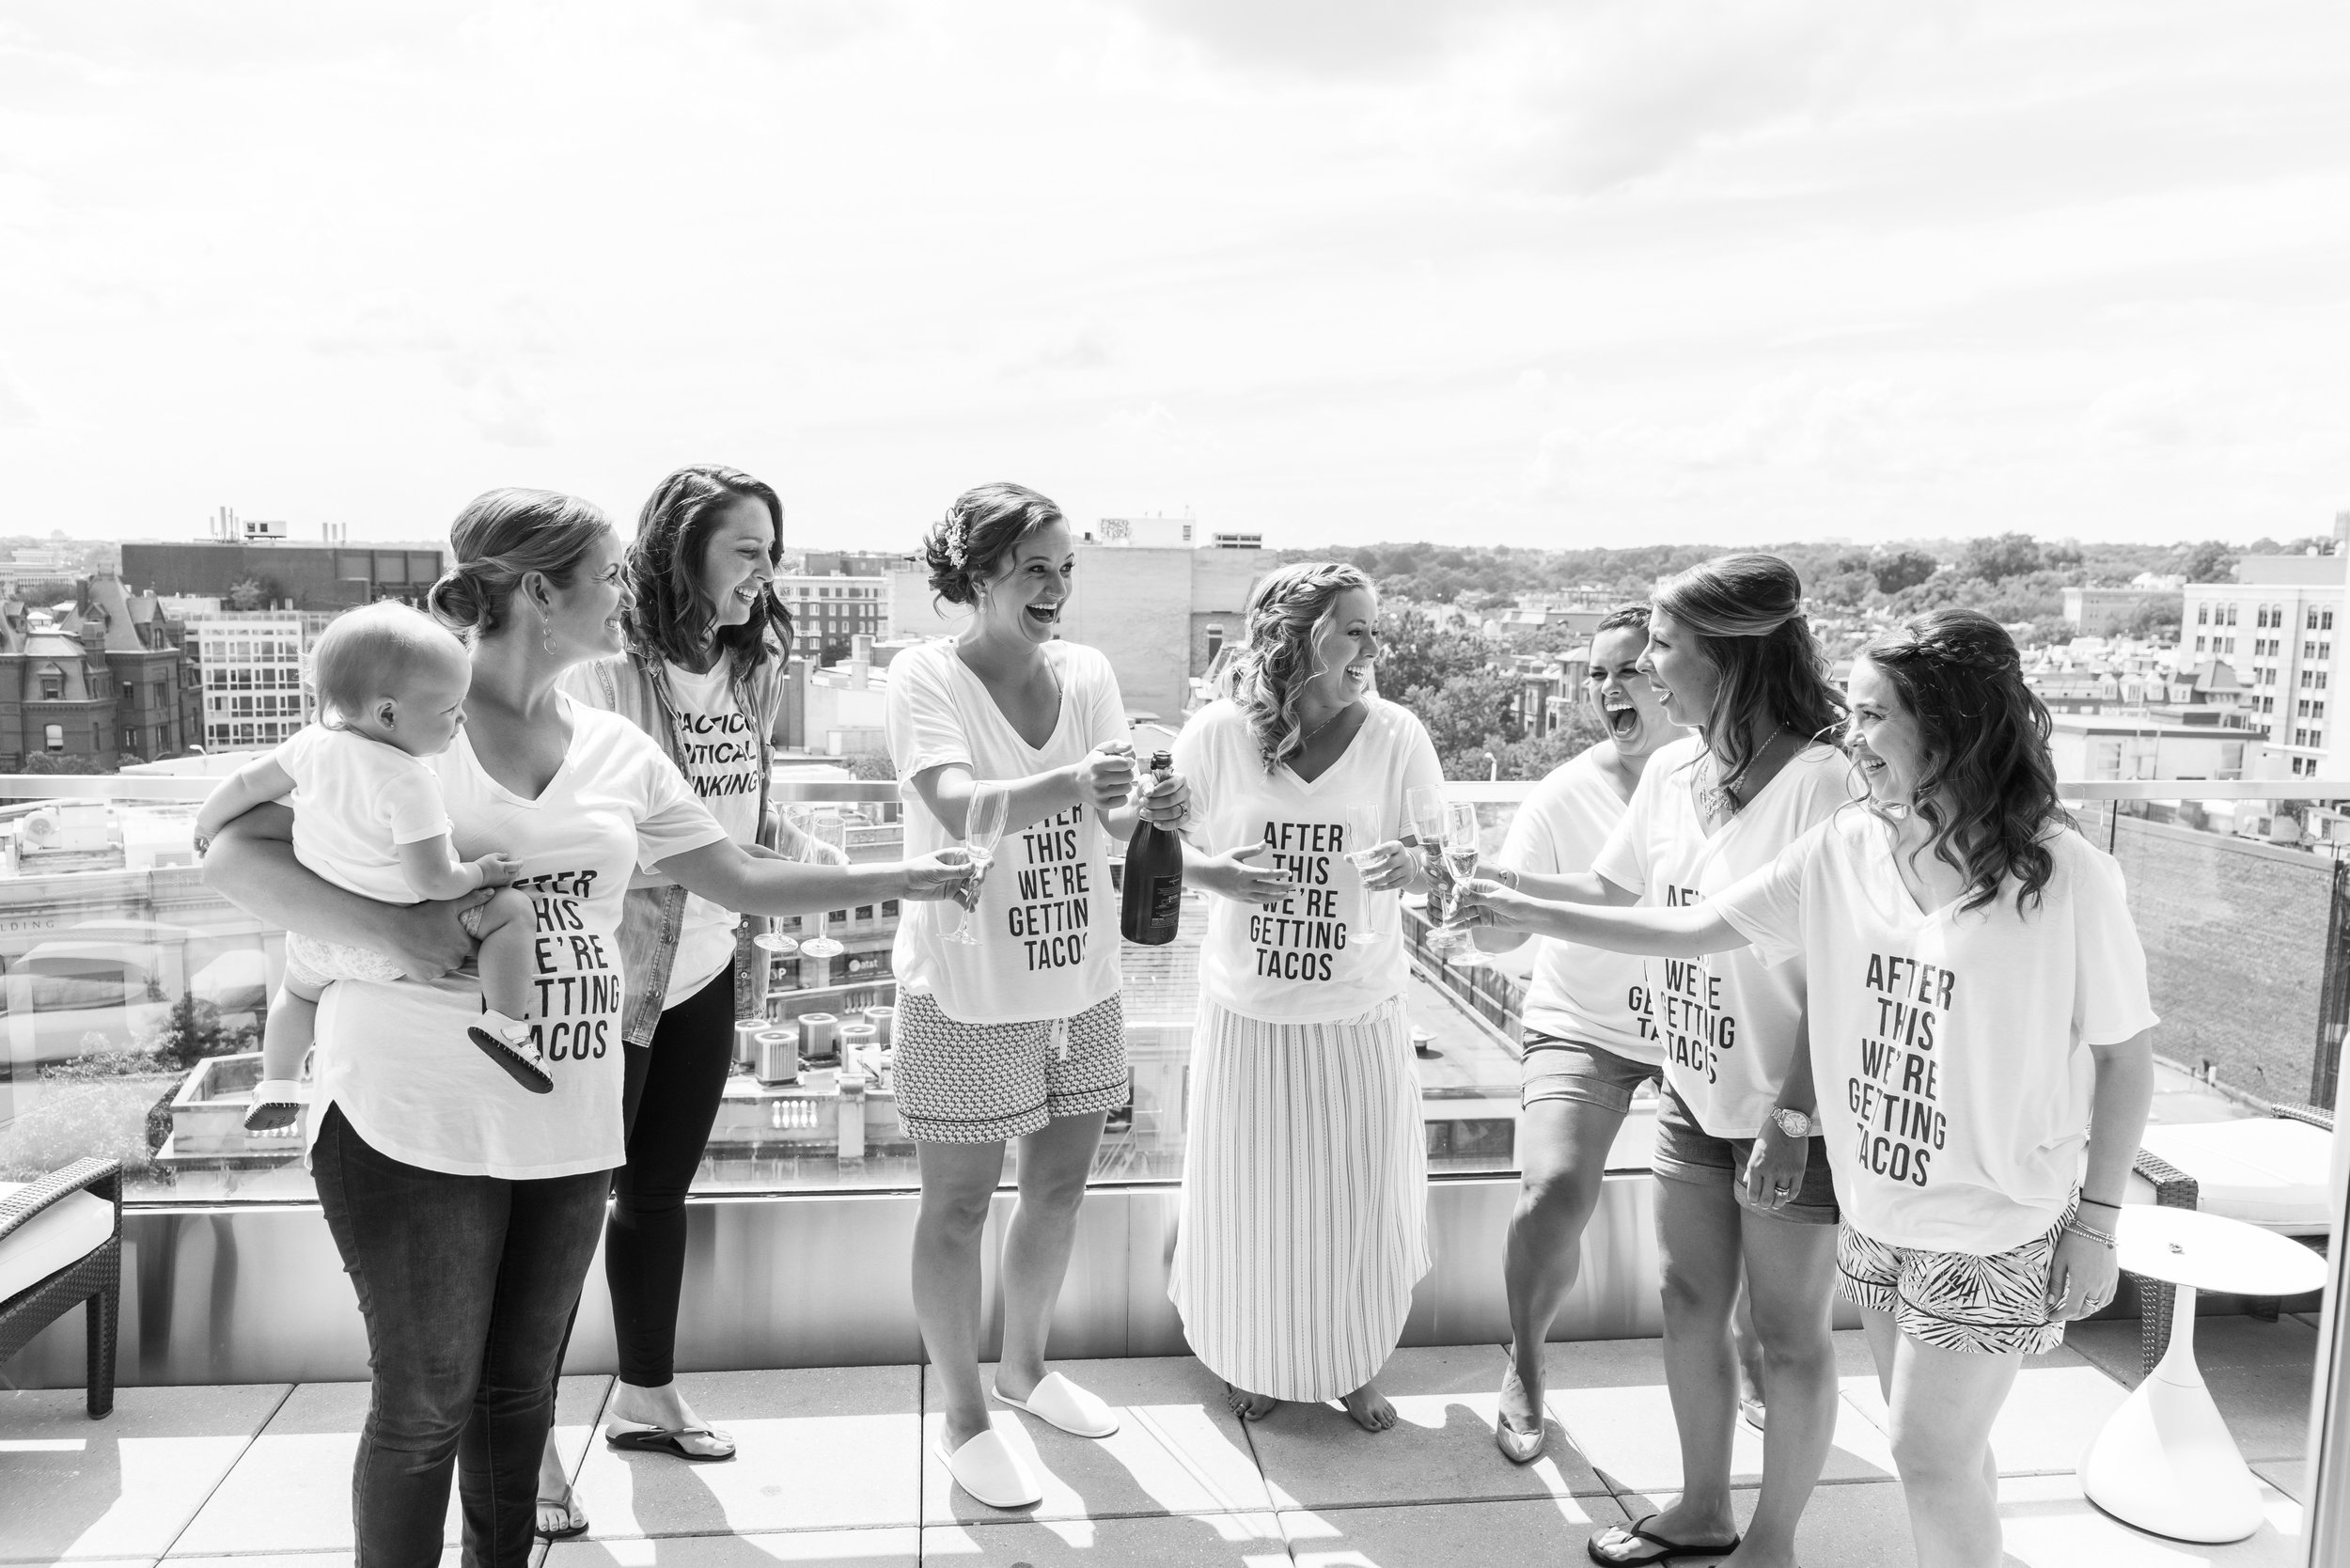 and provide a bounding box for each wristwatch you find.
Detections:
[1770,1106,1816,1138]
